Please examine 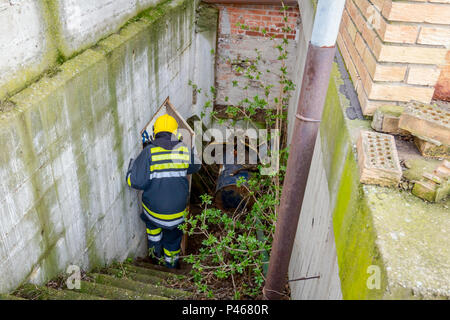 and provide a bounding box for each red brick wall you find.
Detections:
[214,3,300,106]
[223,4,298,39]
